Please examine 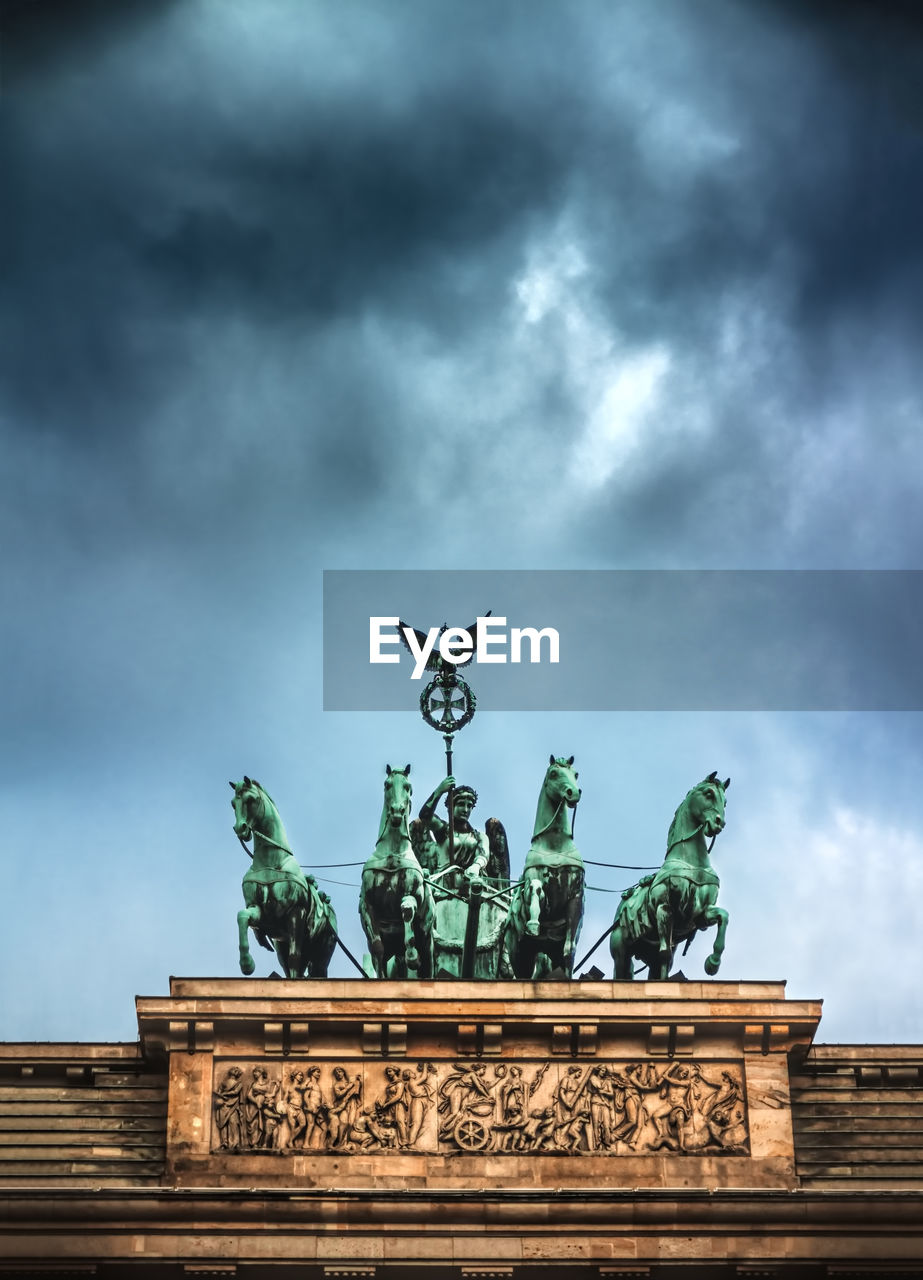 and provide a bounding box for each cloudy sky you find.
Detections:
[3,0,922,1046]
